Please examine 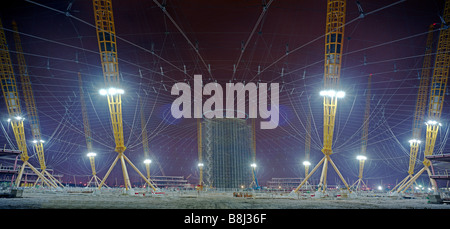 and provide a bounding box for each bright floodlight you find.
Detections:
[356,155,367,161]
[303,161,311,166]
[99,87,124,96]
[32,140,38,144]
[99,89,107,95]
[409,139,421,145]
[377,186,382,190]
[336,91,345,98]
[320,90,345,98]
[198,163,204,167]
[251,163,257,168]
[144,159,152,164]
[15,116,23,121]
[426,120,442,126]
[87,152,97,157]
[7,118,11,122]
